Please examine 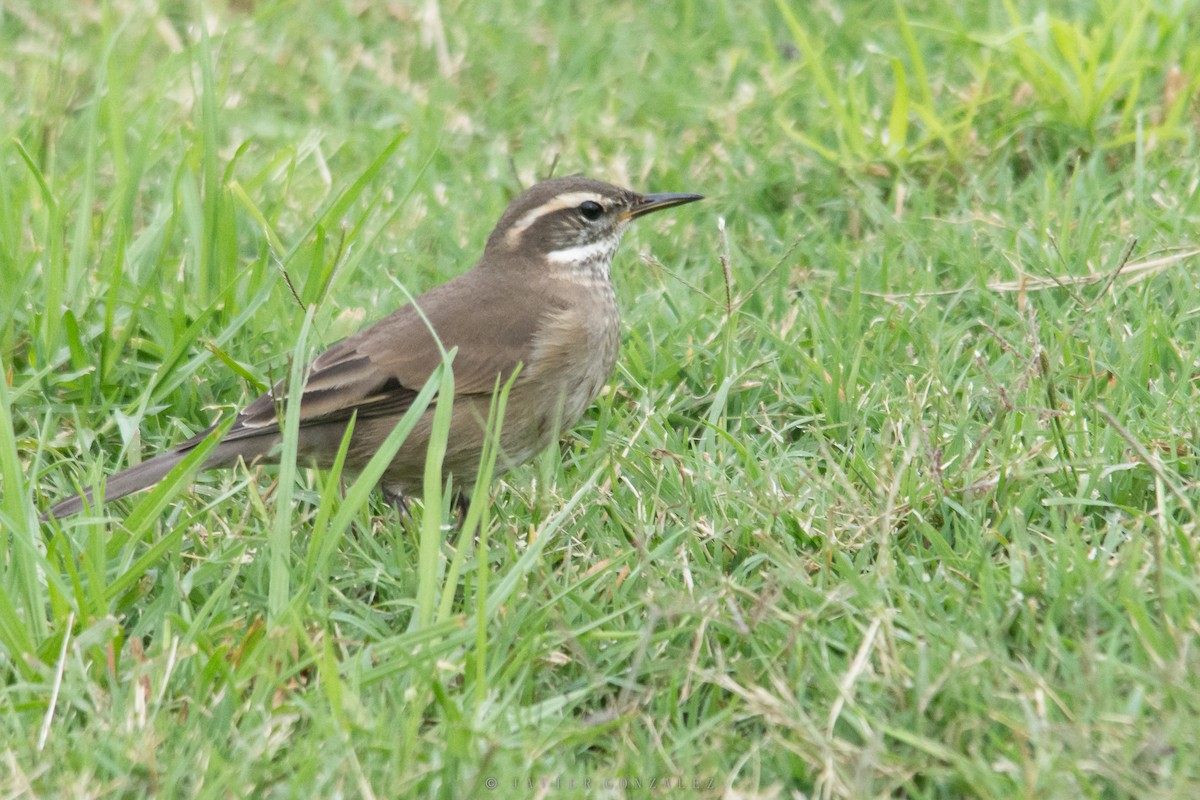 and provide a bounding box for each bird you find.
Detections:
[46,176,703,519]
